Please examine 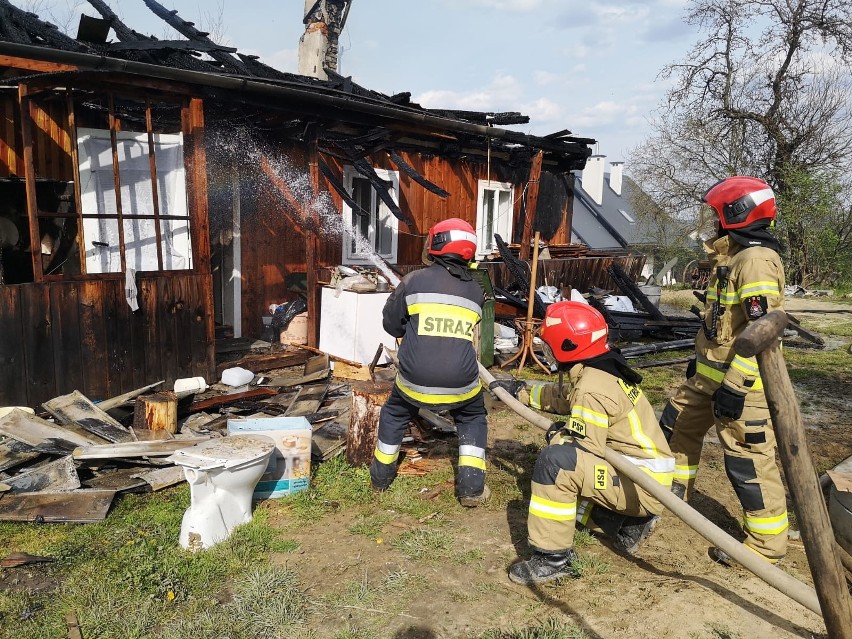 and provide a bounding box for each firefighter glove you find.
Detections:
[712,384,747,420]
[488,379,526,398]
[685,357,696,380]
[545,421,566,445]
